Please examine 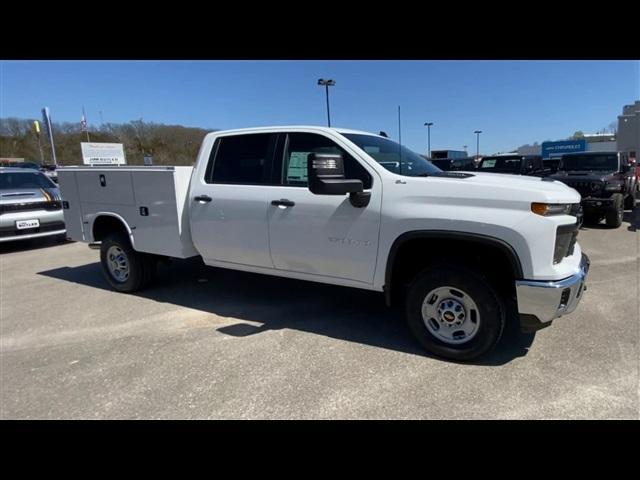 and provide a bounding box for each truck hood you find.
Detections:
[0,188,60,204]
[402,171,581,205]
